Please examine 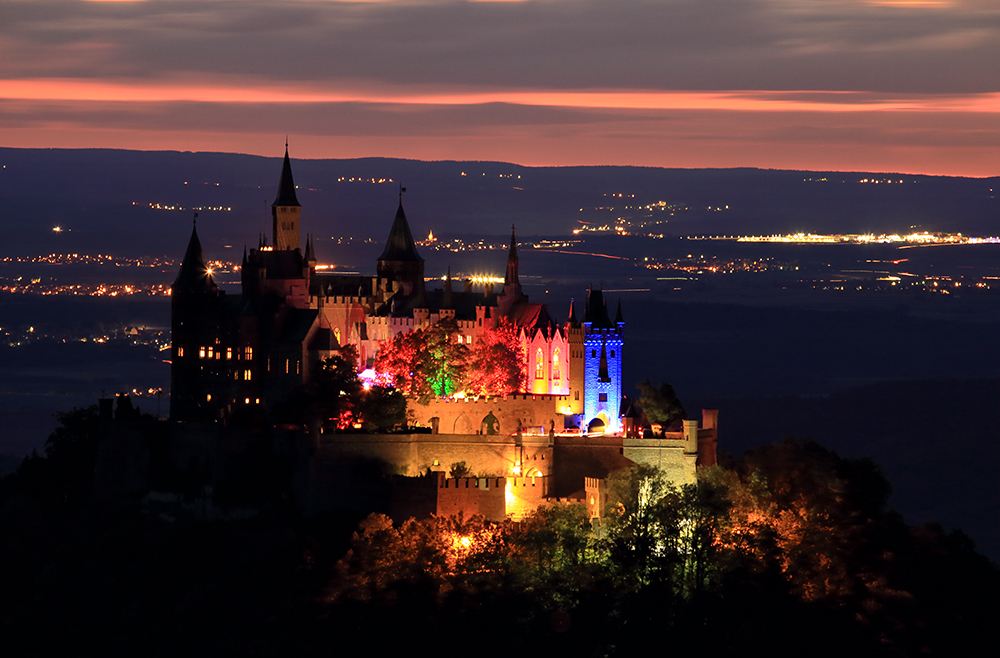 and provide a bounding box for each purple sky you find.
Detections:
[2,0,998,175]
